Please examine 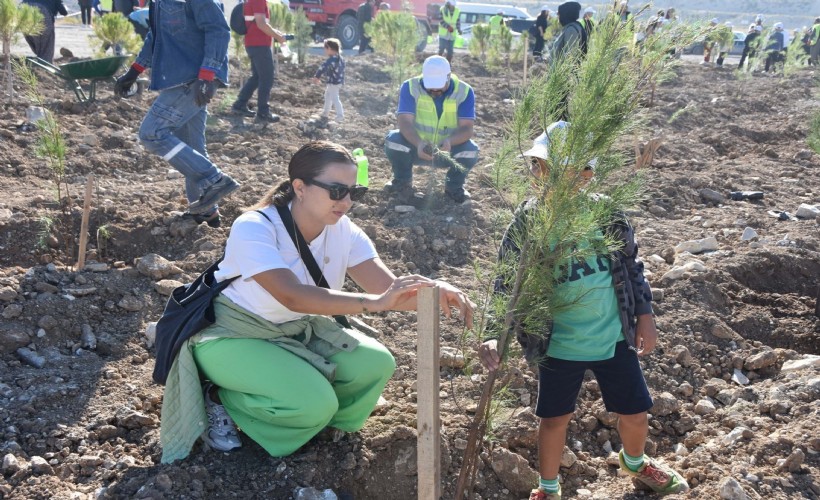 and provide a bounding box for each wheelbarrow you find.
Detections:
[25,55,146,103]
